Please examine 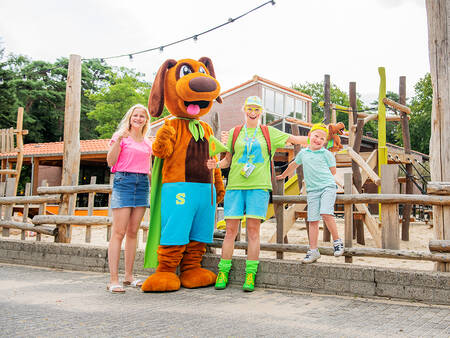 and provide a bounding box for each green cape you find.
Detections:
[143,157,163,268]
